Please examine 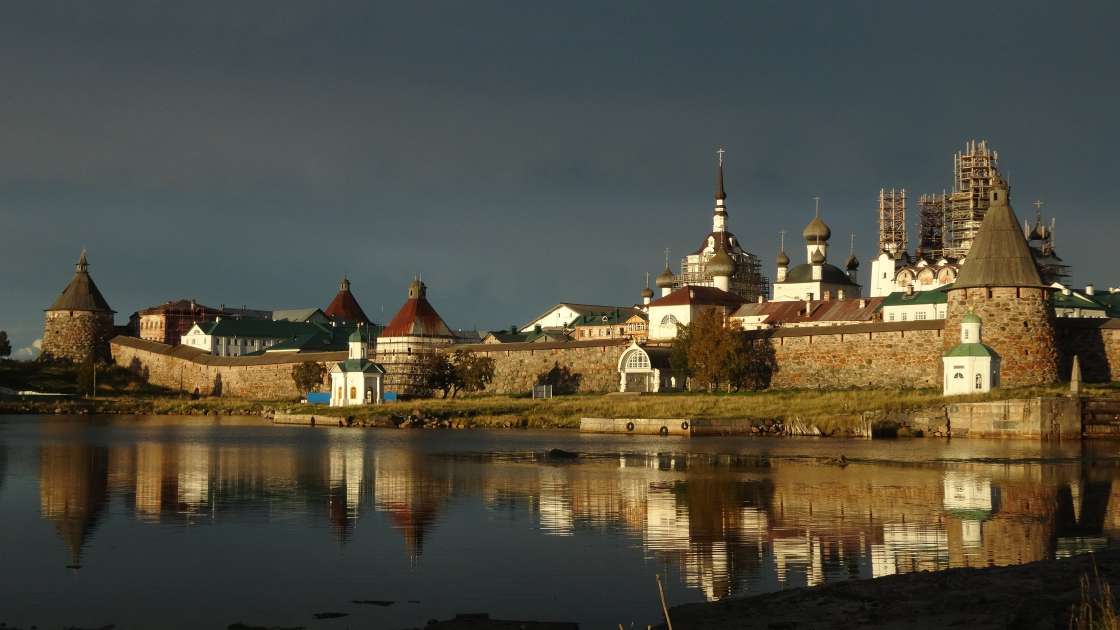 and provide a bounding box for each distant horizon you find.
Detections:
[4,2,1118,356]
